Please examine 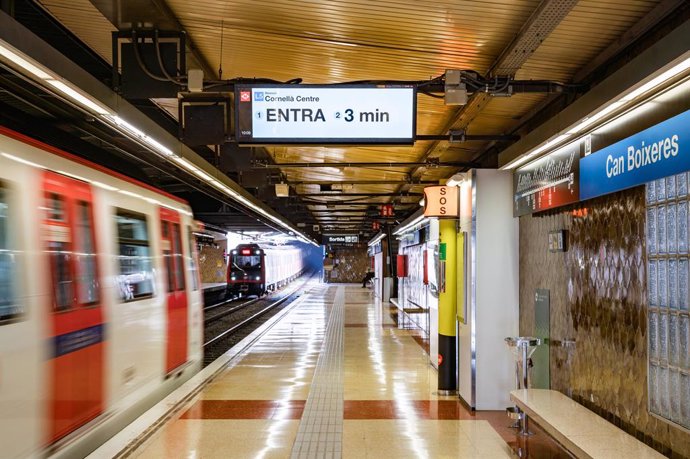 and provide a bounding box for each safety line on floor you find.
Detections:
[290,285,344,459]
